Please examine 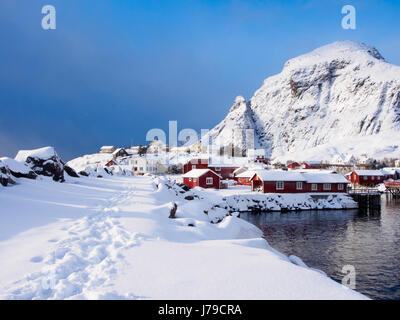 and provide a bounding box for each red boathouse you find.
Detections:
[250,170,349,193]
[346,170,384,186]
[183,169,222,189]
